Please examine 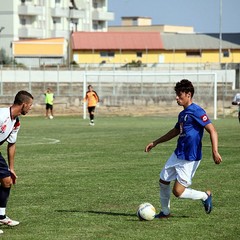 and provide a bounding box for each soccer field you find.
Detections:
[2,116,239,239]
